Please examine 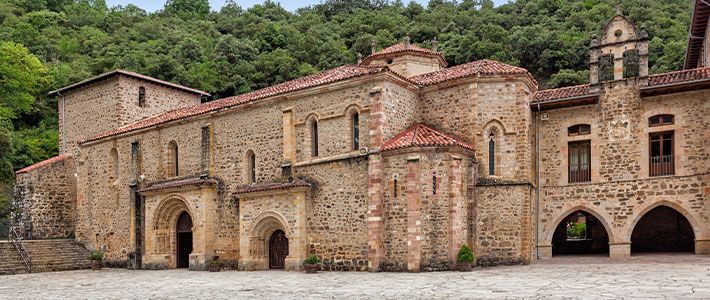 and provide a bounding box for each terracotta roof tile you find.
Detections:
[647,66,710,86]
[83,65,387,143]
[137,176,218,193]
[15,155,72,175]
[48,69,209,96]
[233,179,311,195]
[409,59,537,87]
[534,66,710,102]
[363,43,447,66]
[381,123,475,152]
[533,84,593,103]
